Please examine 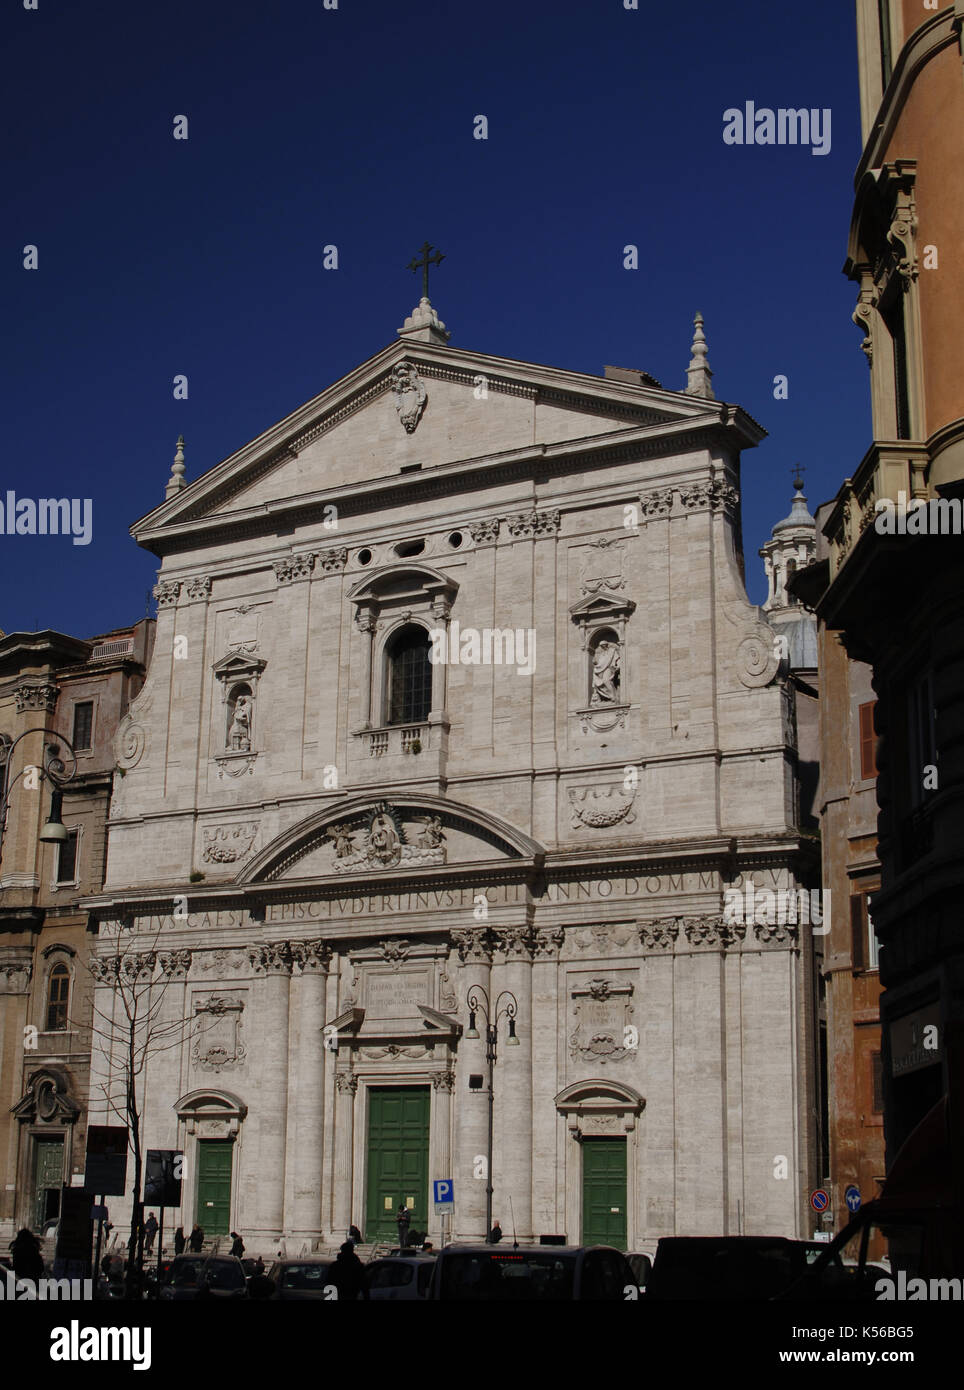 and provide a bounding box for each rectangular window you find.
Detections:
[871,1052,884,1113]
[851,894,866,970]
[46,969,70,1031]
[867,898,880,970]
[908,671,936,809]
[877,0,892,88]
[881,290,911,440]
[858,701,877,780]
[72,701,93,751]
[56,830,78,885]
